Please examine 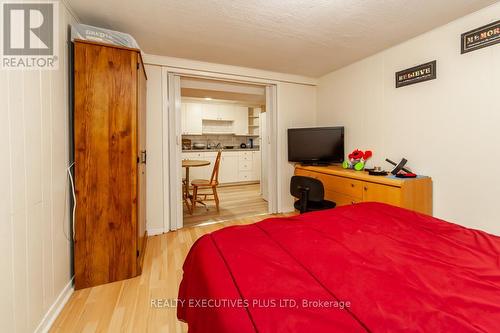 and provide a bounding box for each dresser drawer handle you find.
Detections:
[364,186,368,191]
[351,183,355,187]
